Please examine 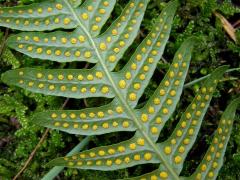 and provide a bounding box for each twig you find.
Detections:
[0,28,9,58]
[13,98,70,180]
[161,56,168,64]
[83,99,89,108]
[42,95,90,180]
[41,136,93,180]
[184,67,240,88]
[13,129,50,180]
[61,98,70,109]
[0,0,11,57]
[0,1,11,57]
[233,19,240,28]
